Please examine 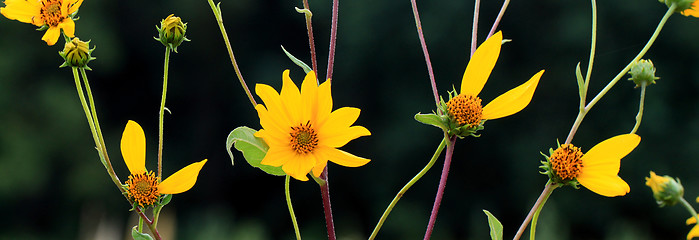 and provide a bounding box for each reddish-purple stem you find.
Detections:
[409,0,440,105]
[487,0,510,38]
[302,0,319,80]
[471,0,481,57]
[319,167,337,240]
[325,0,339,83]
[423,136,457,239]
